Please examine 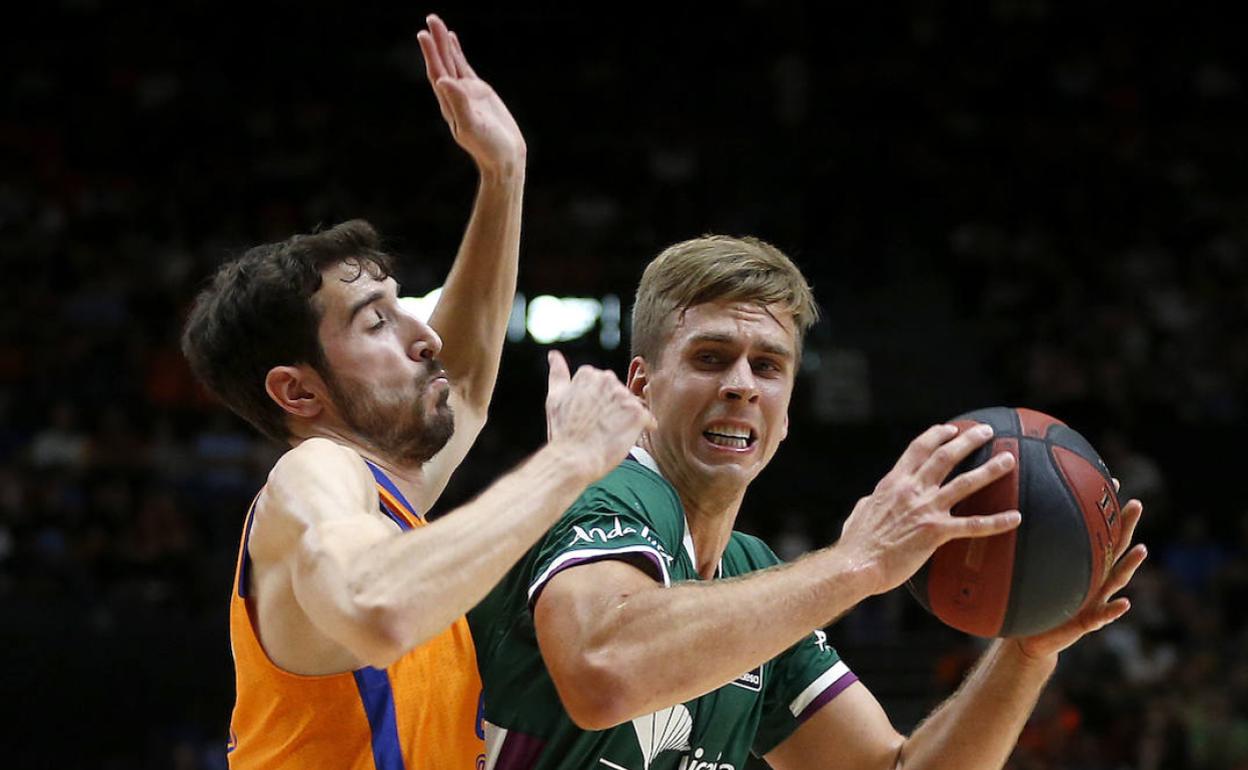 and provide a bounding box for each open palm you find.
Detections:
[417,15,526,175]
